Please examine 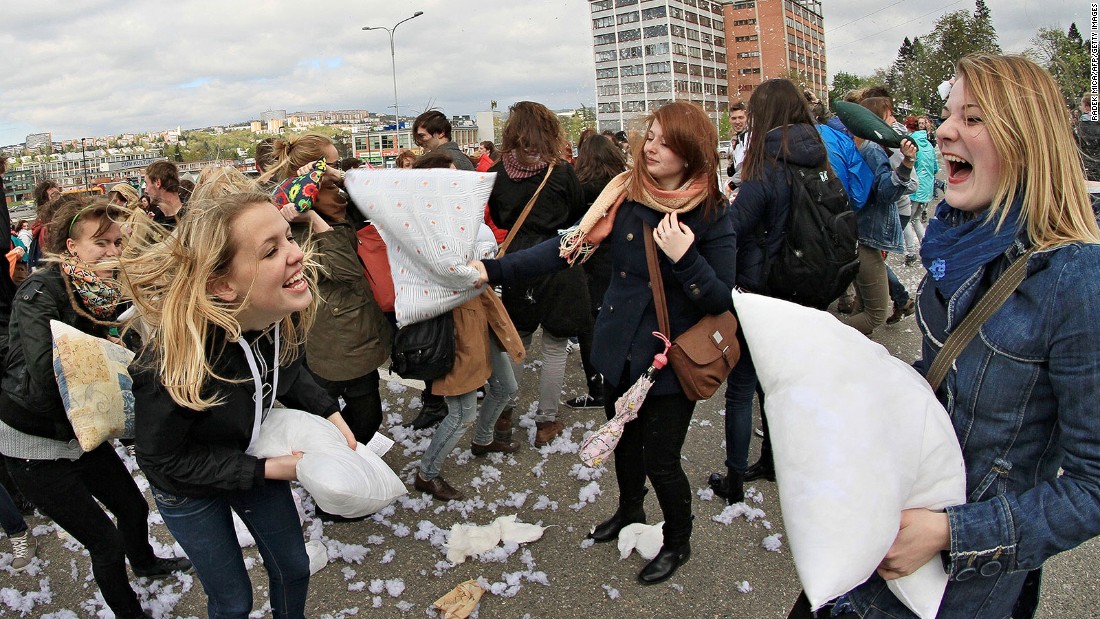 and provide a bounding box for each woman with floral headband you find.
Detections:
[0,197,191,619]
